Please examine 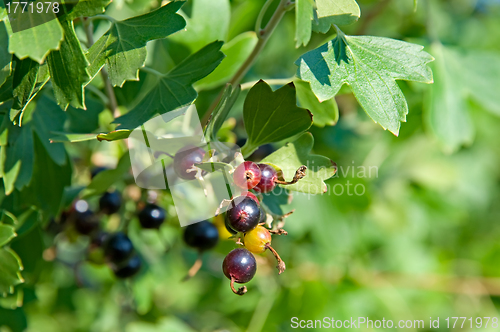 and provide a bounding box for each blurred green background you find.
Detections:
[2,0,500,331]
